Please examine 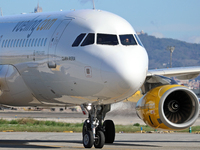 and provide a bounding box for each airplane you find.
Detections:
[0,9,199,149]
